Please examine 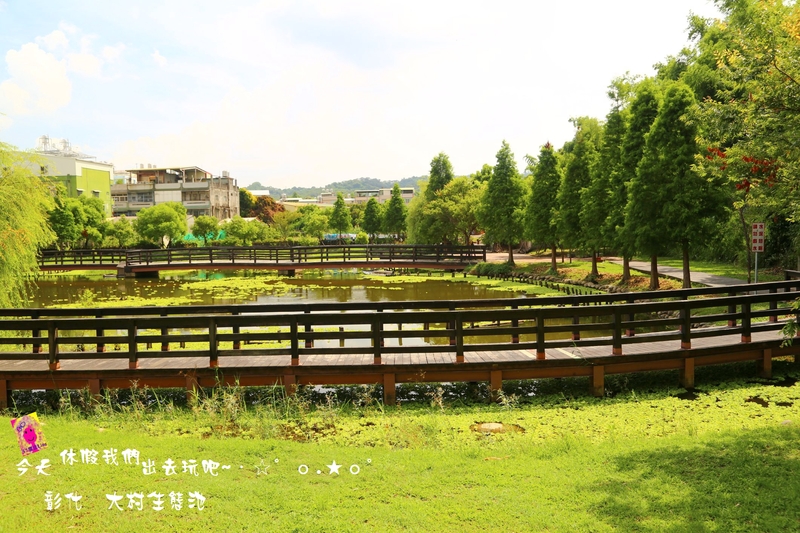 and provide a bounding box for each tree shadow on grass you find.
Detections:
[592,425,800,532]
